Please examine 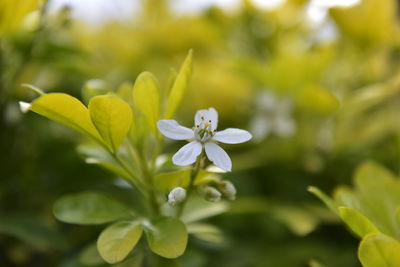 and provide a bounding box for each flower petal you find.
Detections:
[157,120,194,140]
[204,142,232,172]
[19,101,31,113]
[172,141,202,166]
[212,128,252,144]
[250,115,272,142]
[194,107,218,130]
